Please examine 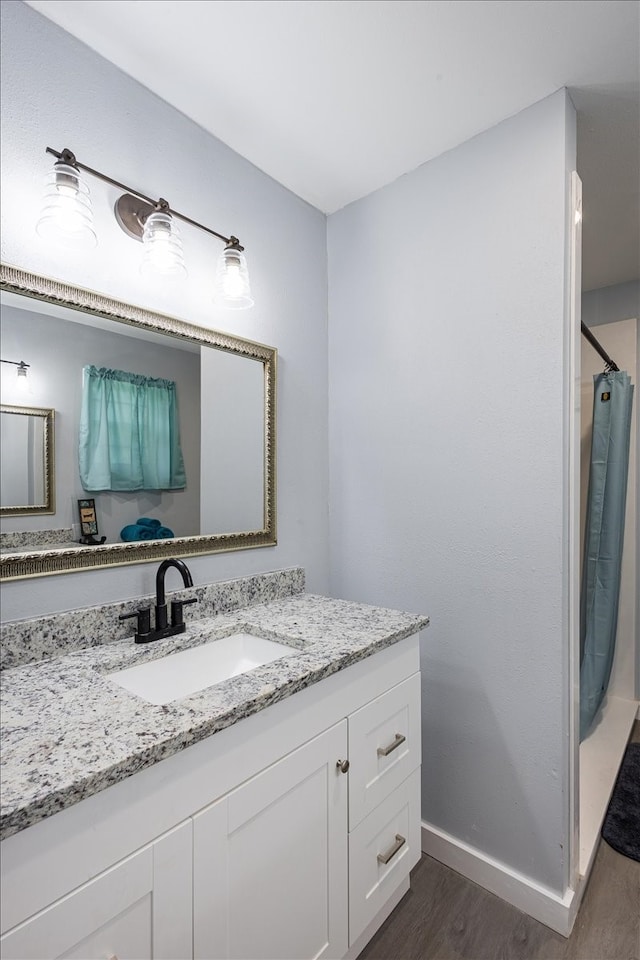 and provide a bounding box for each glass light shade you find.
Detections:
[36,161,97,247]
[213,245,254,309]
[140,210,187,278]
[15,364,29,394]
